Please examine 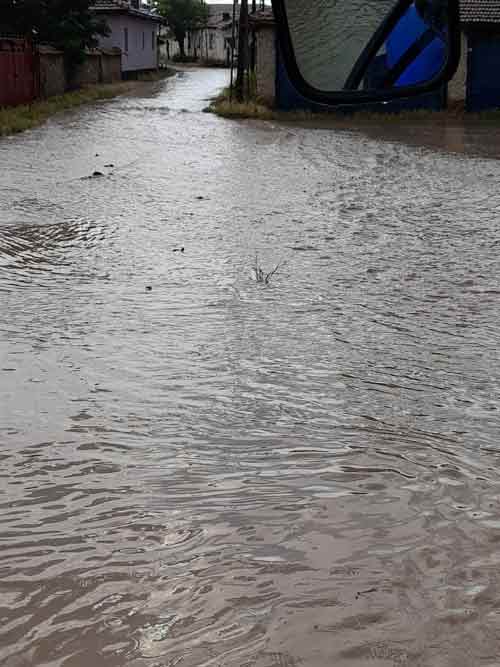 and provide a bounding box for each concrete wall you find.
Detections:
[448,31,467,103]
[97,13,159,72]
[100,50,122,83]
[37,47,122,98]
[74,51,101,87]
[202,28,231,64]
[38,46,66,98]
[255,27,276,105]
